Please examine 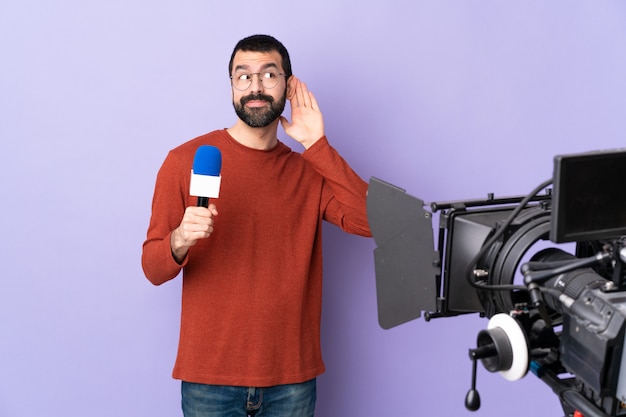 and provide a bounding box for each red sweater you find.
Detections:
[142,129,371,387]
